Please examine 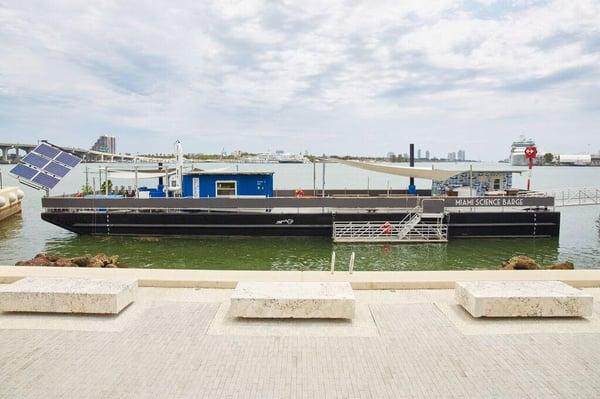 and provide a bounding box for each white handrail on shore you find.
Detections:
[543,188,600,207]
